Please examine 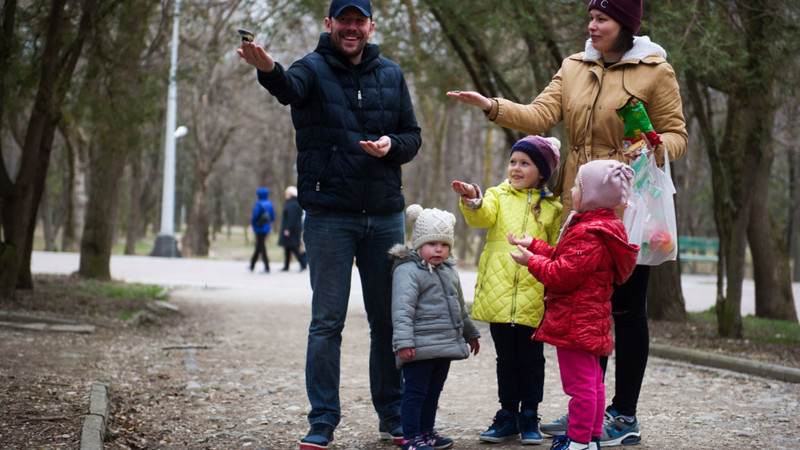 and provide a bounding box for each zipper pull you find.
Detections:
[315,182,320,192]
[357,90,362,108]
